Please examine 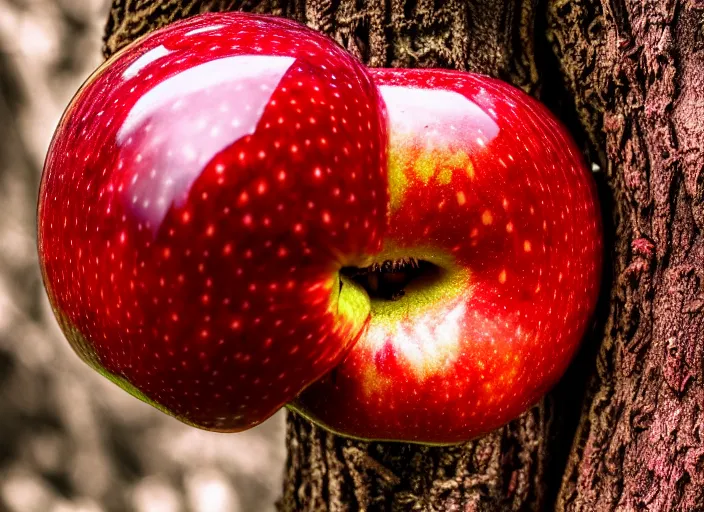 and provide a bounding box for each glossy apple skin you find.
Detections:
[37,13,388,431]
[292,69,602,445]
